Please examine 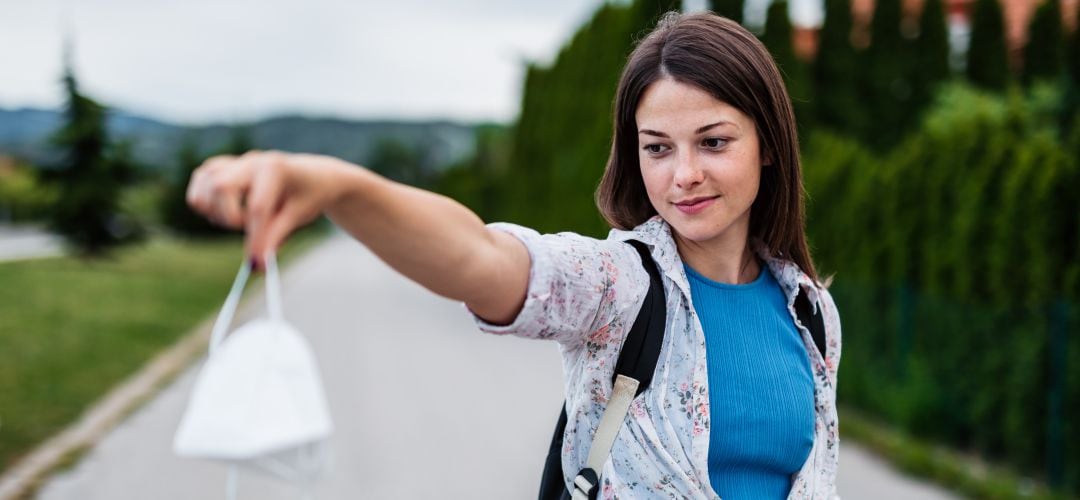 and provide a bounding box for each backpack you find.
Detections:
[537,240,827,500]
